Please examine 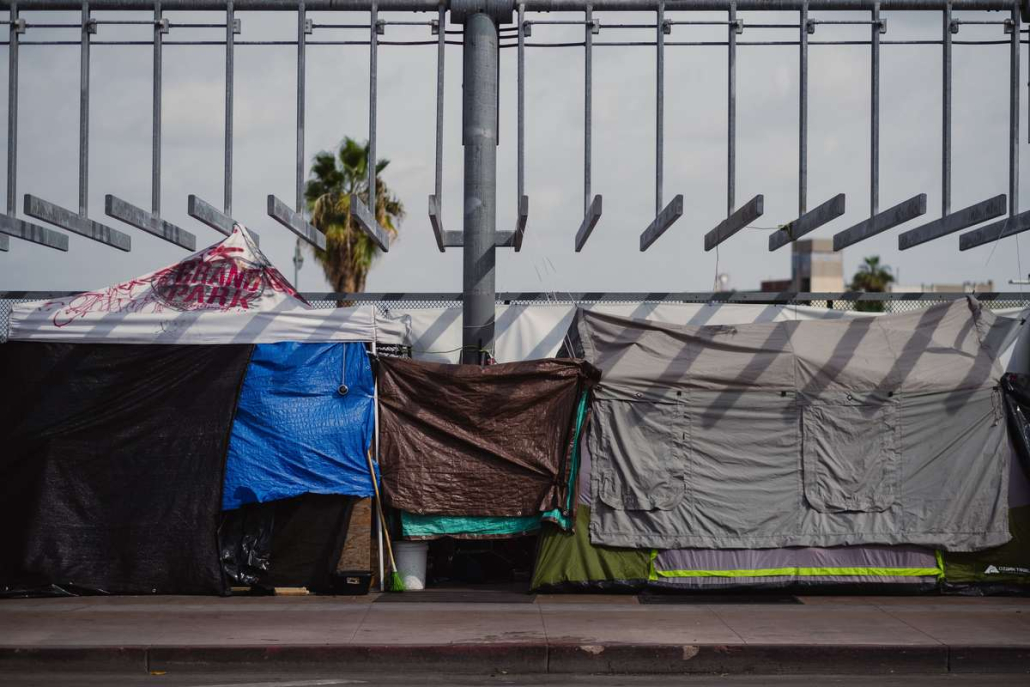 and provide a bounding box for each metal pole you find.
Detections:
[79,0,90,216]
[799,0,808,214]
[368,1,379,210]
[7,2,18,216]
[656,0,664,215]
[297,0,306,212]
[225,0,234,216]
[728,0,736,215]
[152,0,162,216]
[460,10,498,363]
[942,0,951,215]
[584,4,592,213]
[871,1,880,215]
[295,1,306,276]
[517,2,525,215]
[434,3,445,215]
[1009,1,1019,217]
